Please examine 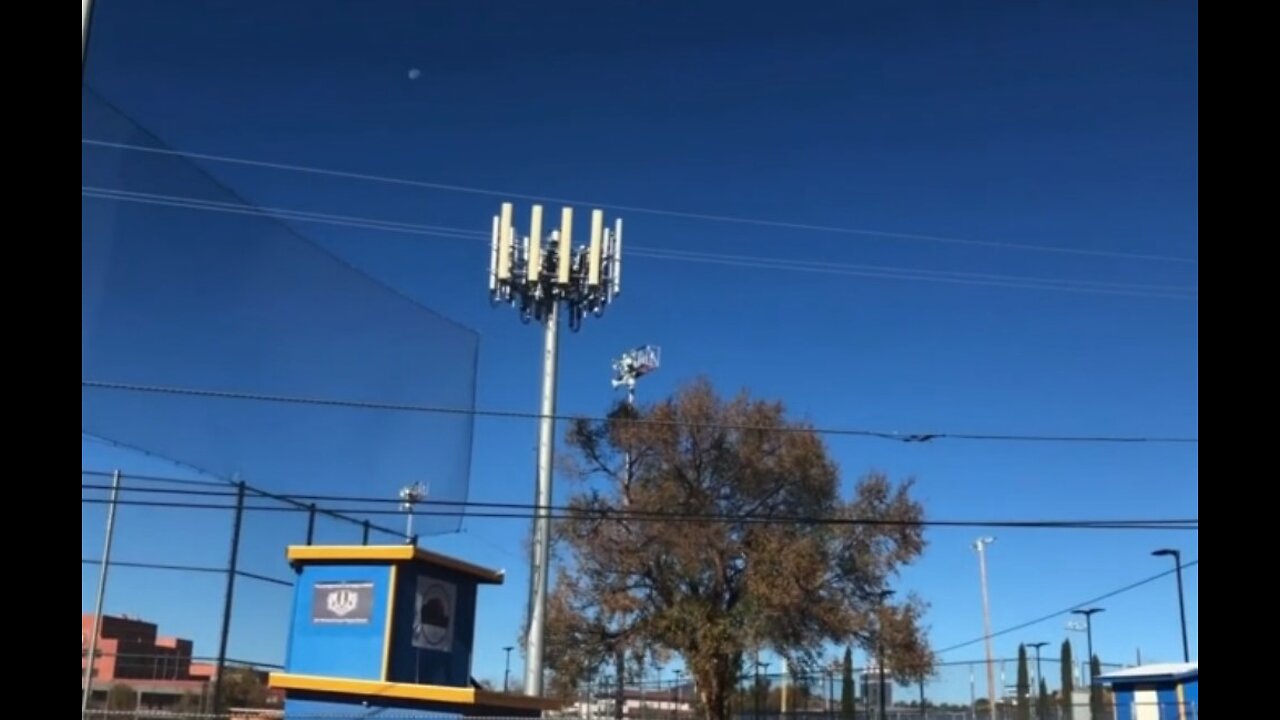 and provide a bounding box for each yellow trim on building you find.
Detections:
[380,564,398,681]
[267,672,561,711]
[285,545,504,584]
